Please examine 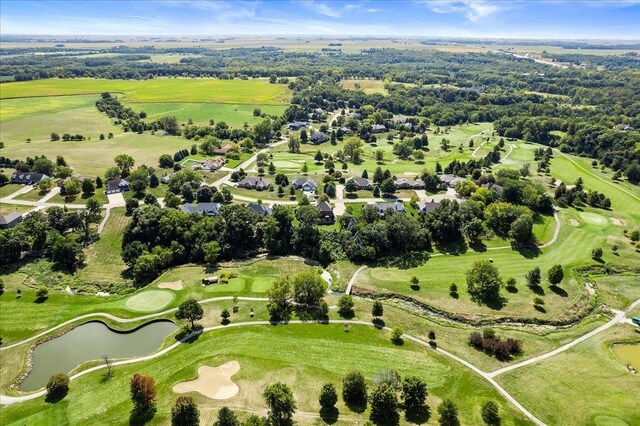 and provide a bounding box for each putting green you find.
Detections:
[593,416,629,426]
[124,290,175,312]
[579,212,608,225]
